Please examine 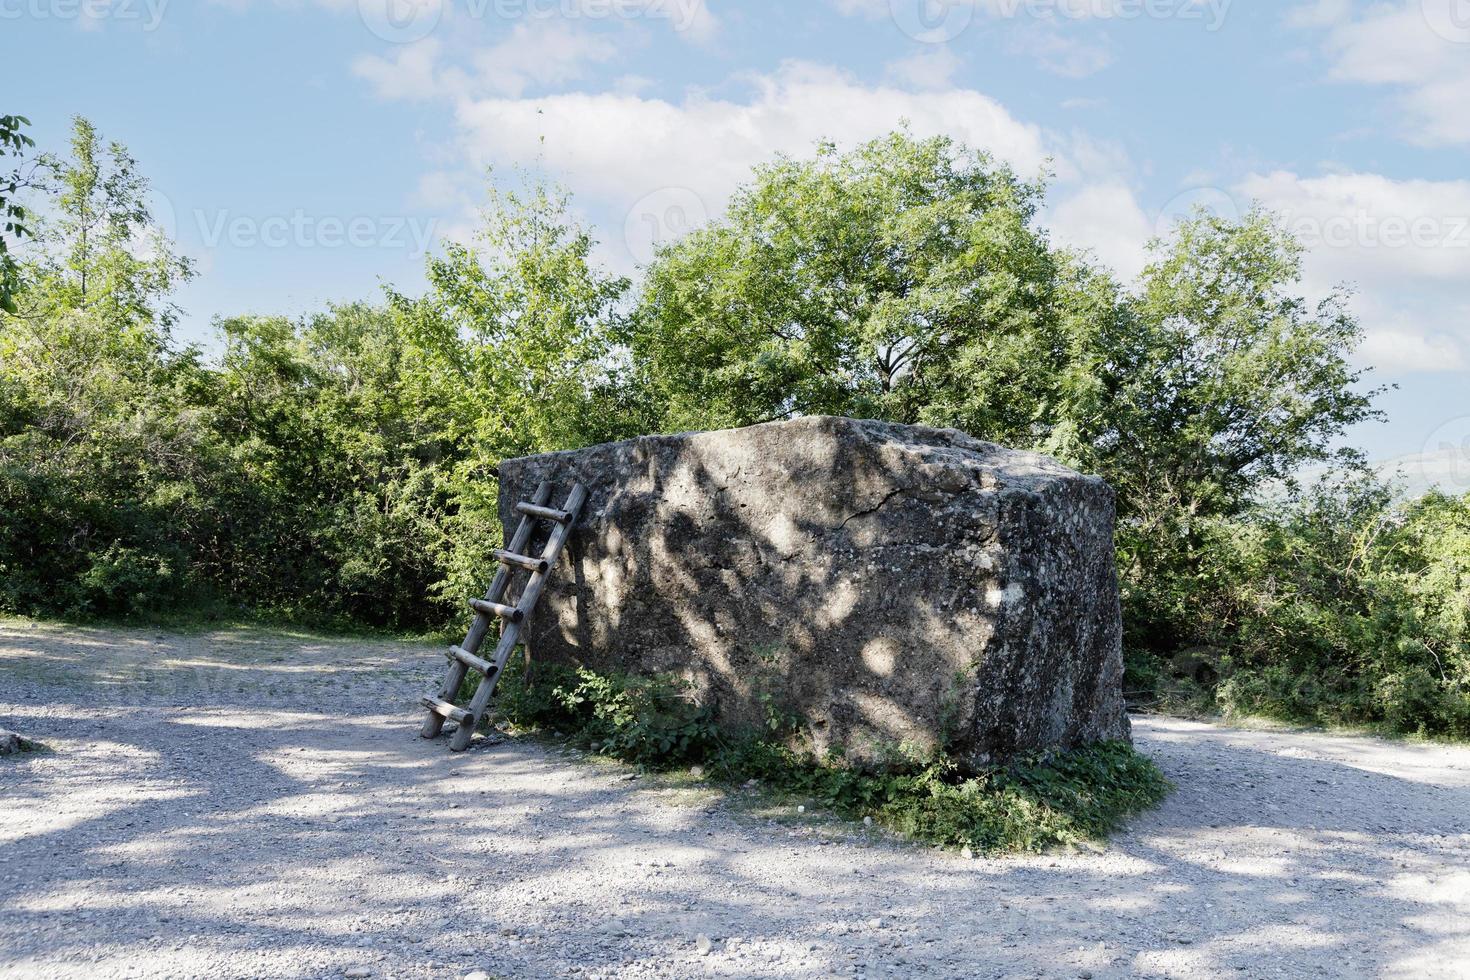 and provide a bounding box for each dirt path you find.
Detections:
[2,621,1468,979]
